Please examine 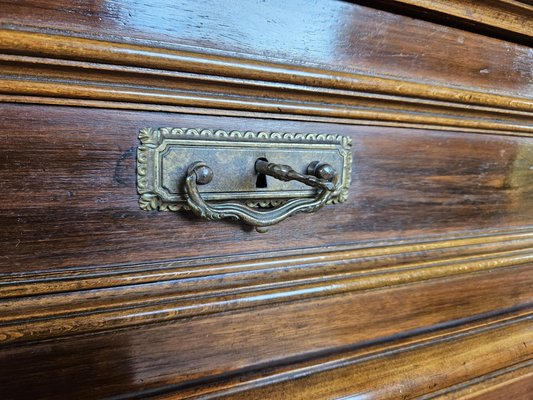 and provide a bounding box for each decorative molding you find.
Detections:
[1,94,532,138]
[2,228,532,296]
[138,127,352,146]
[0,229,532,345]
[0,31,531,135]
[378,0,533,40]
[0,29,529,112]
